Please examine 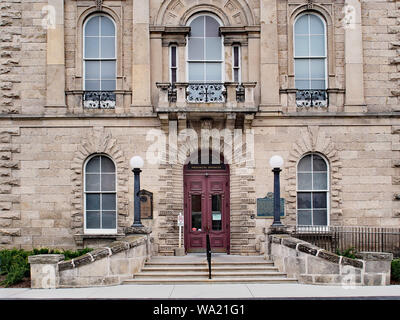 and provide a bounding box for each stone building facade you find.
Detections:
[0,0,399,256]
